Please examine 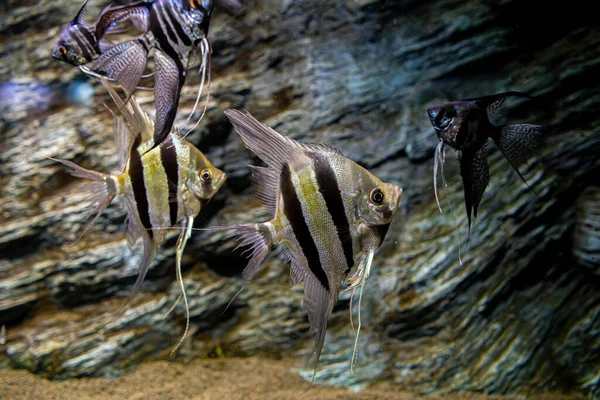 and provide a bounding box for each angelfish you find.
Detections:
[427,91,542,235]
[52,79,226,352]
[52,0,104,66]
[88,0,214,147]
[216,110,403,374]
